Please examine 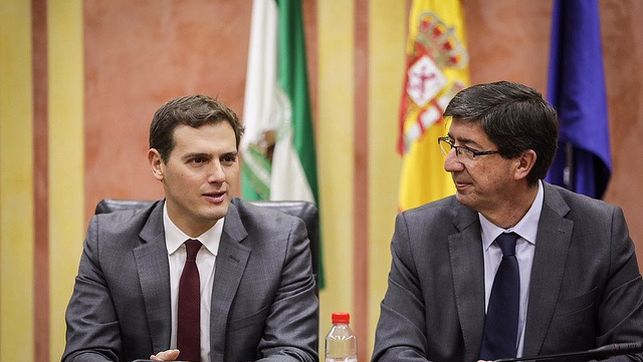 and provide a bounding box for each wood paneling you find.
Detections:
[83,0,253,217]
